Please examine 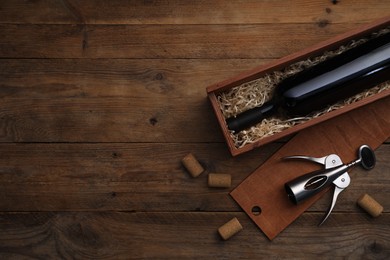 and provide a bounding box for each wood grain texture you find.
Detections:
[0,97,224,142]
[0,212,388,259]
[0,143,388,213]
[0,0,389,258]
[0,59,269,99]
[1,0,390,25]
[0,58,266,142]
[0,24,365,59]
[0,142,277,212]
